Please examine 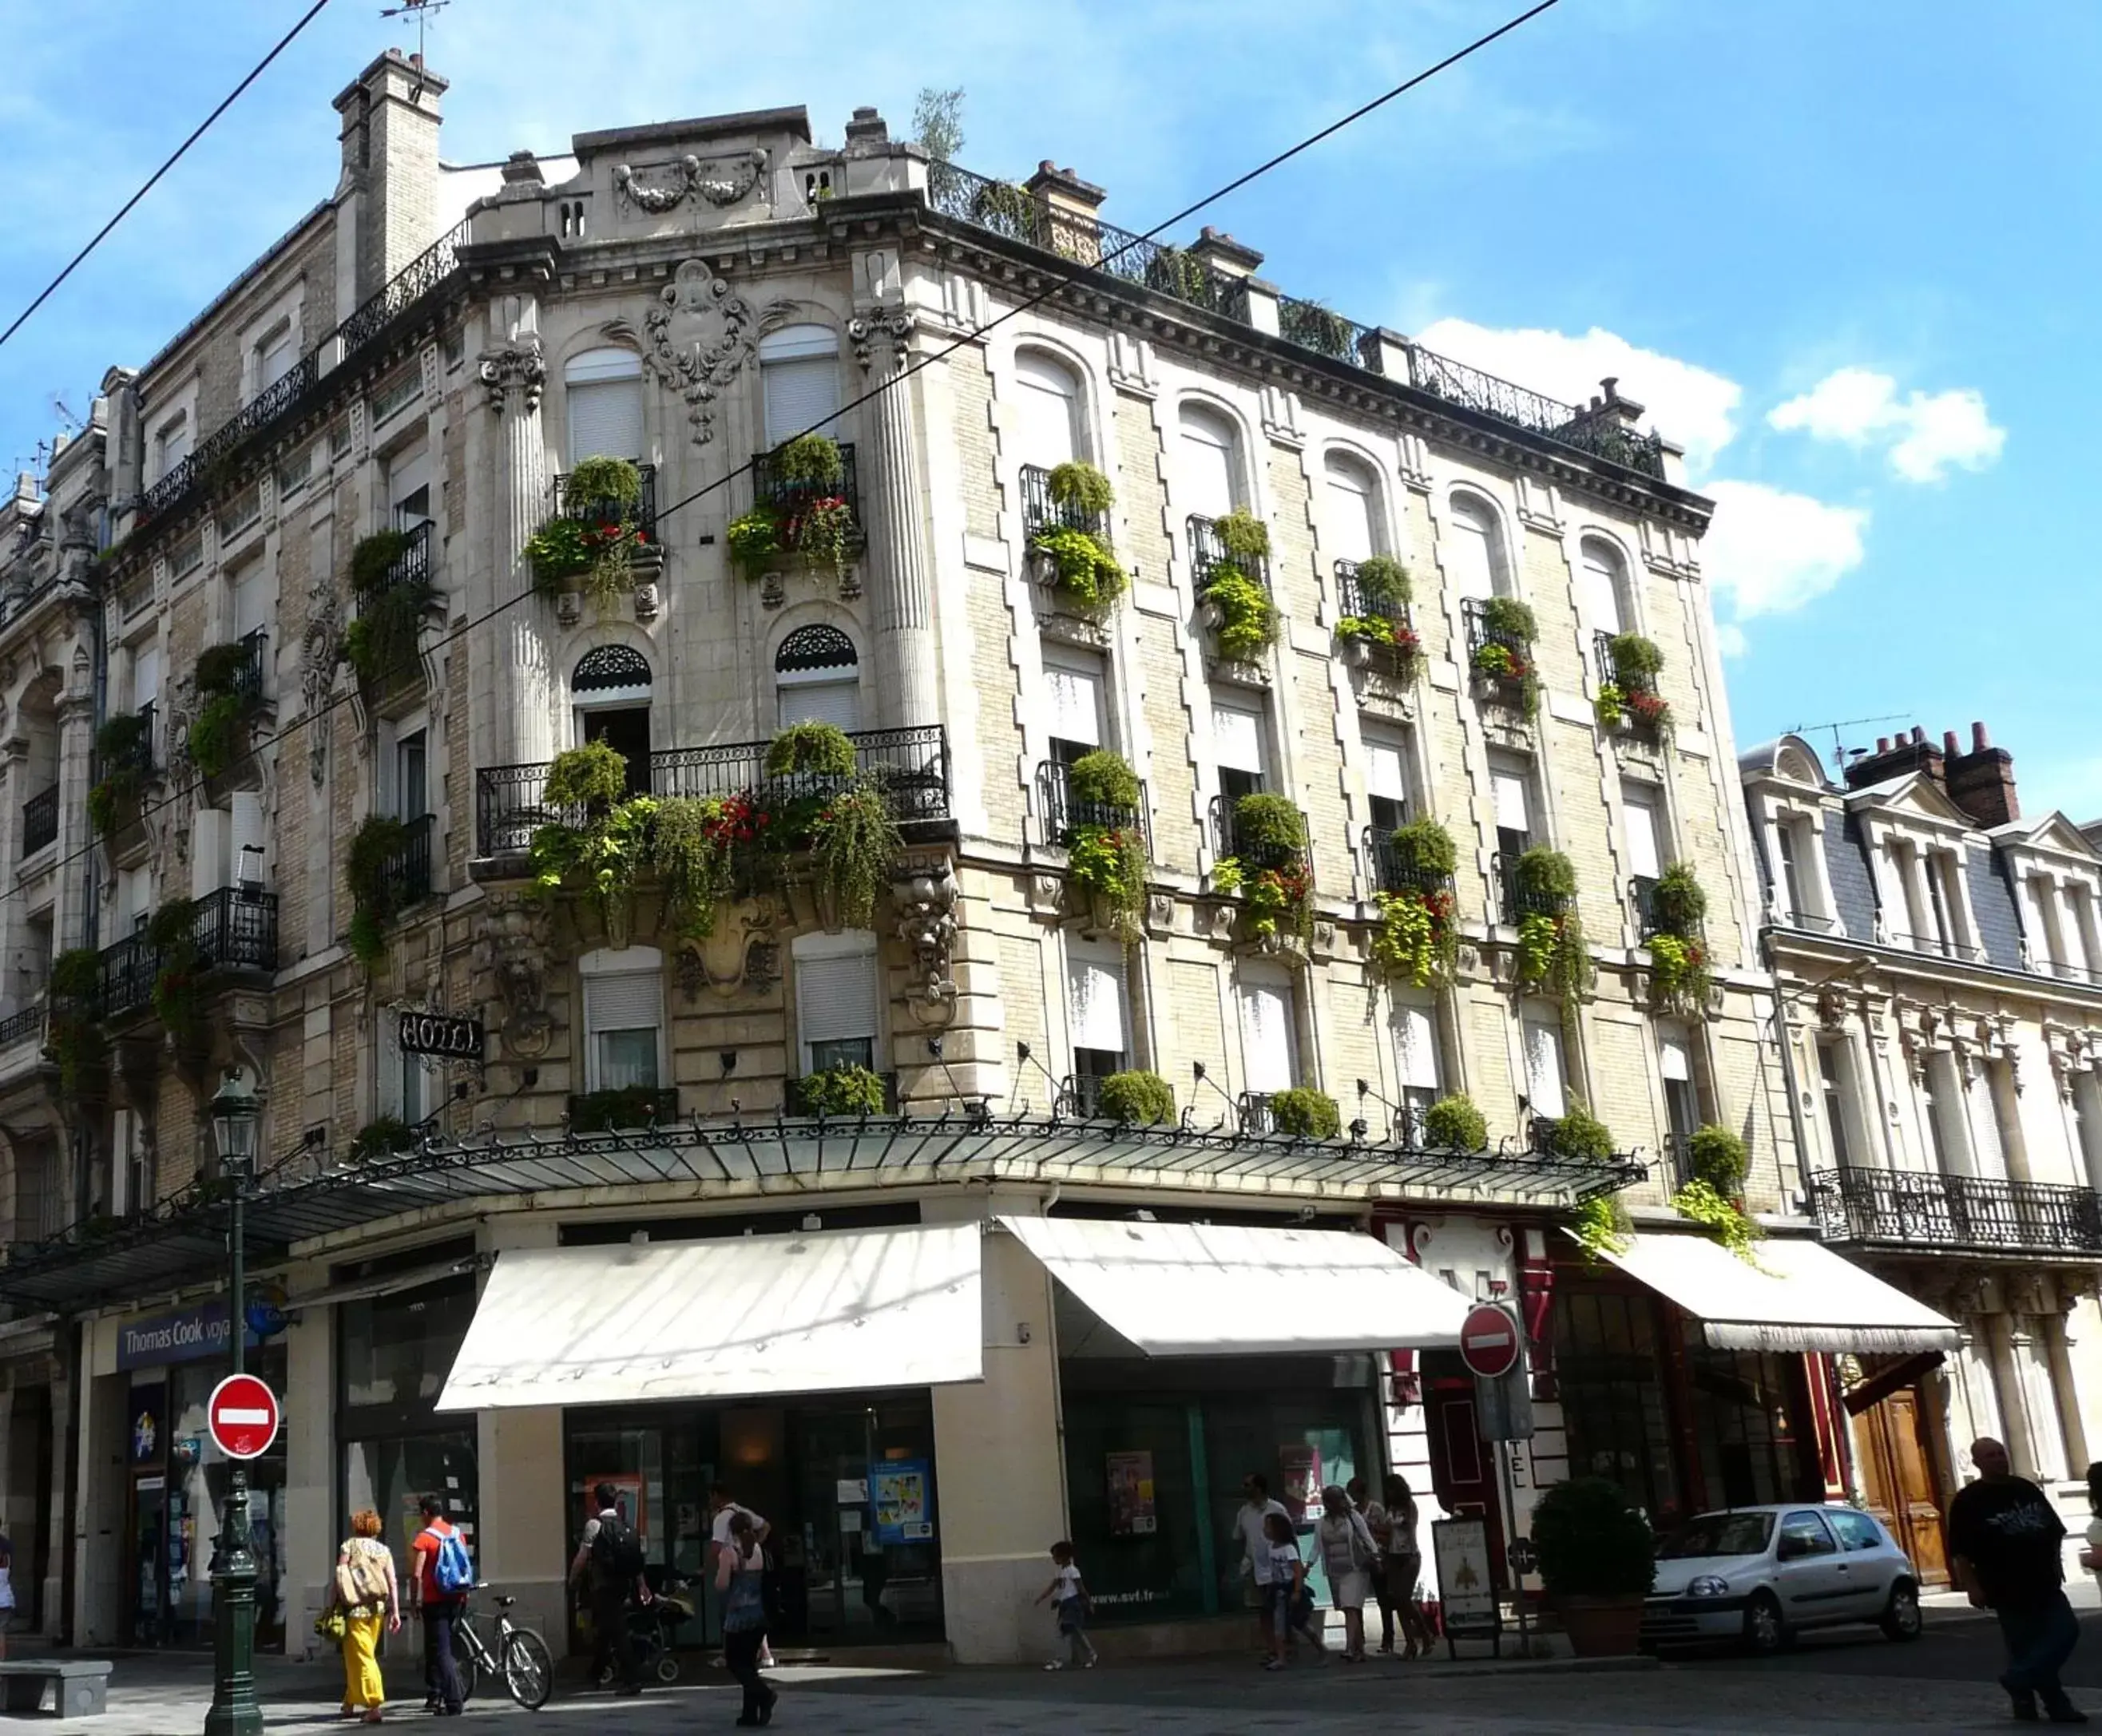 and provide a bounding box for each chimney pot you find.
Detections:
[1911,725,1926,744]
[1877,737,1890,754]
[1944,731,1961,756]
[1039,159,1056,174]
[1601,376,1620,399]
[1973,721,1990,751]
